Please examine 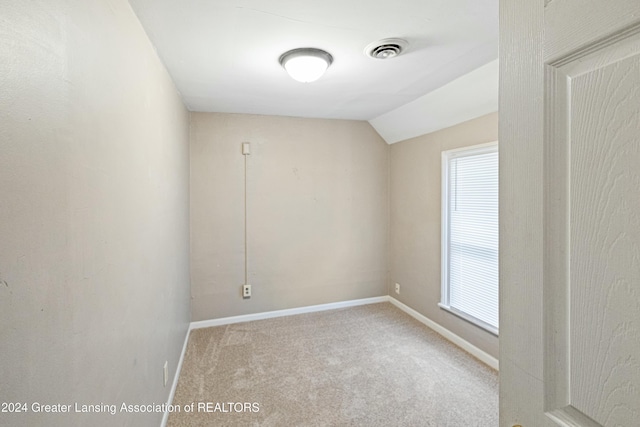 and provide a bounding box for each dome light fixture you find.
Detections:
[279,48,333,83]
